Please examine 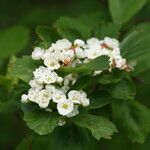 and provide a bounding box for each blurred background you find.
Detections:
[0,0,150,149]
